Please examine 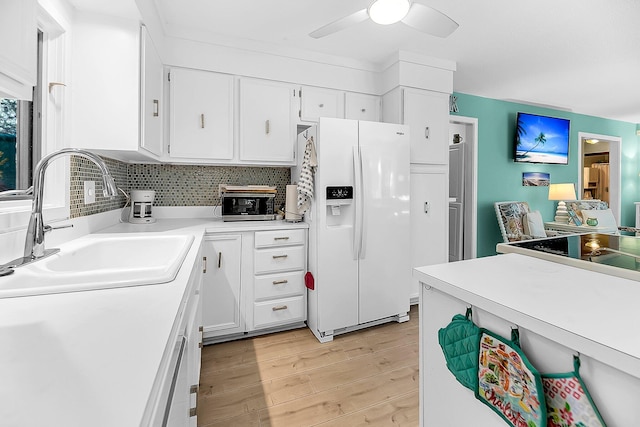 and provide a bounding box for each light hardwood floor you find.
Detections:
[197,305,419,427]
